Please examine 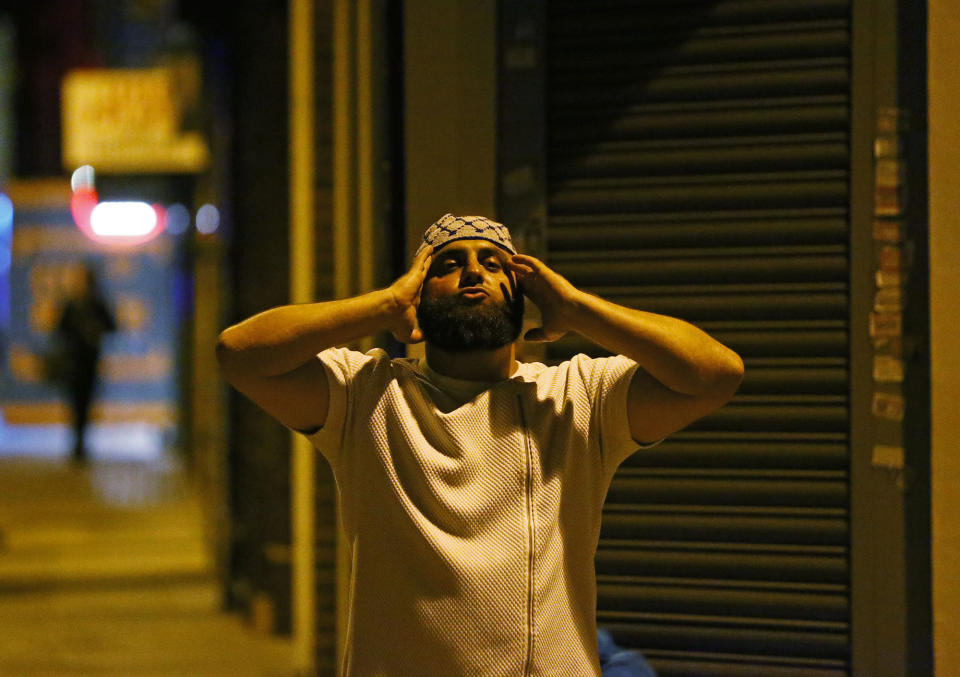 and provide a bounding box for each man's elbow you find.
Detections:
[713,350,744,400]
[215,328,242,382]
[697,347,743,402]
